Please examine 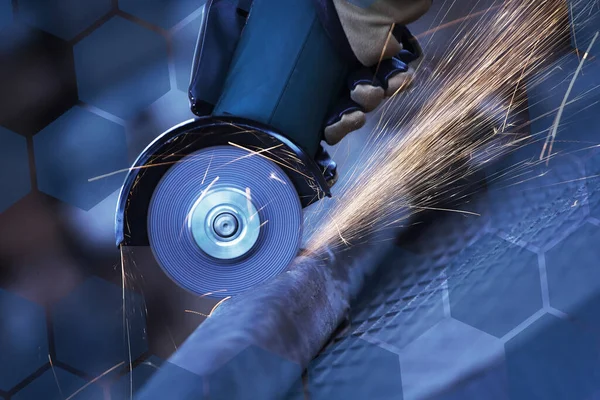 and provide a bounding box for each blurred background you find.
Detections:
[0,0,599,399]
